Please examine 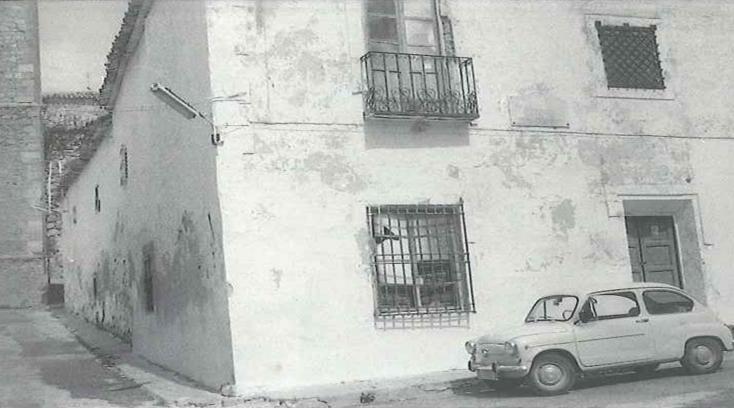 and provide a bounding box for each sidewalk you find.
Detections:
[0,308,158,408]
[54,309,478,408]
